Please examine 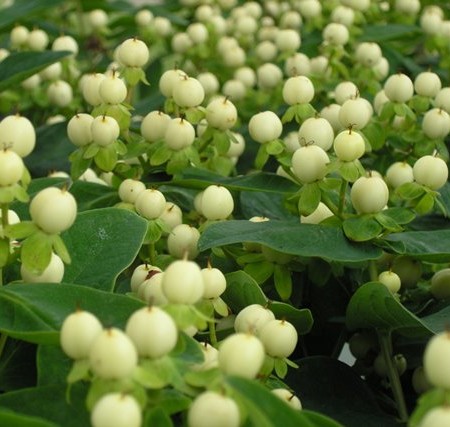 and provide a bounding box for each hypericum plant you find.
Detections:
[1,1,450,426]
